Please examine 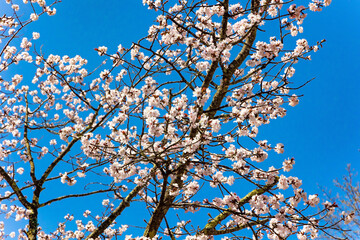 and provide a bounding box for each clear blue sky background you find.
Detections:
[1,0,360,238]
